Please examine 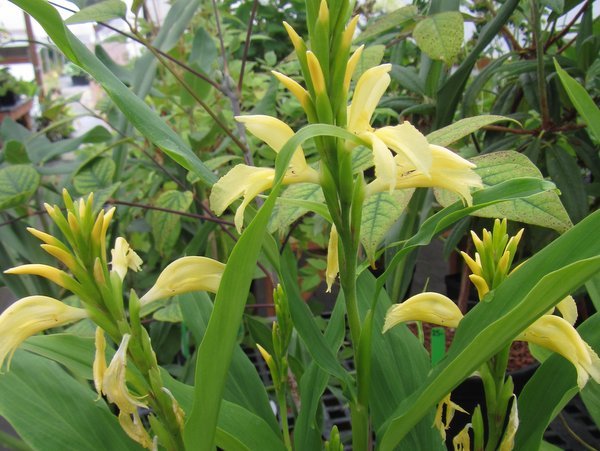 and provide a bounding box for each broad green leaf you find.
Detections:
[413,12,464,63]
[360,190,414,263]
[190,28,218,74]
[353,45,386,80]
[378,211,600,450]
[426,115,517,147]
[546,146,588,224]
[0,164,40,211]
[435,151,572,233]
[0,350,141,450]
[4,140,30,164]
[269,183,325,234]
[153,302,183,322]
[66,0,126,24]
[390,65,425,96]
[11,0,215,186]
[73,157,115,194]
[356,5,418,42]
[150,190,193,256]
